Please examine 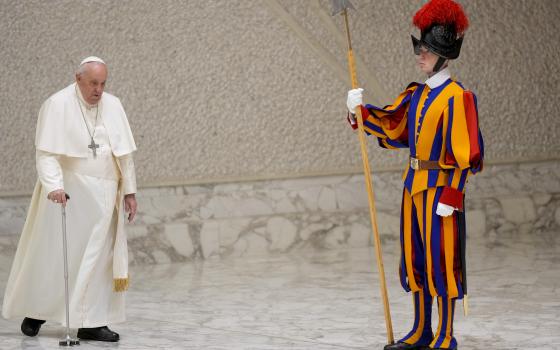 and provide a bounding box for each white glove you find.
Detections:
[347,88,364,114]
[436,202,455,217]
